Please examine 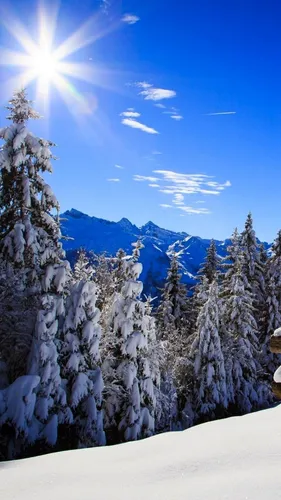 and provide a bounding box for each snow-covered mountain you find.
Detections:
[60,209,261,297]
[2,405,280,499]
